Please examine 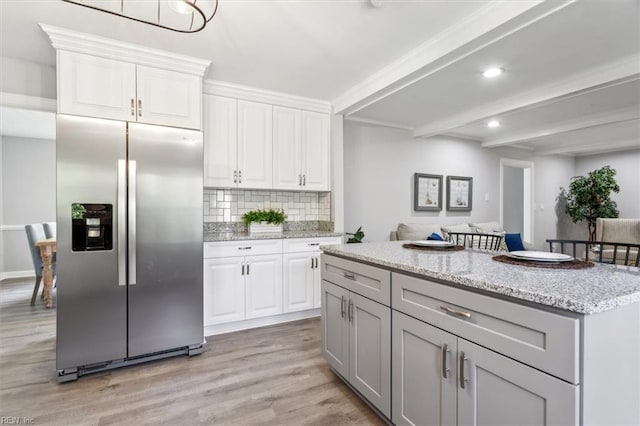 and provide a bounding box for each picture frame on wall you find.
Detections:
[414,173,443,211]
[446,176,473,212]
